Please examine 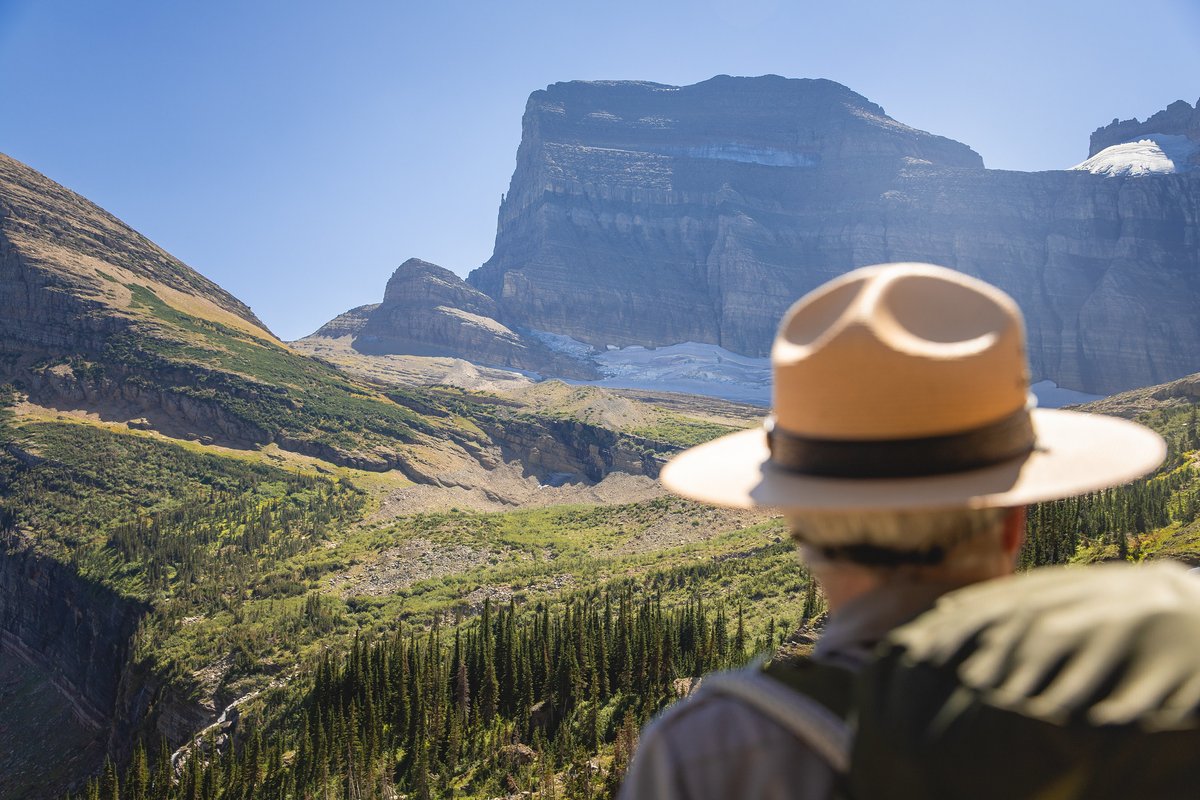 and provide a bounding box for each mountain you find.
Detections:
[469,75,981,355]
[6,118,1200,800]
[0,153,485,471]
[454,79,1200,395]
[1072,99,1199,177]
[1087,98,1200,158]
[1,153,735,798]
[299,257,598,379]
[0,151,265,360]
